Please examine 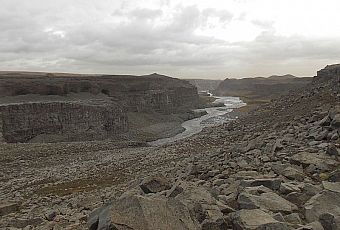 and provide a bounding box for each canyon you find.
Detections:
[0,64,339,230]
[0,72,199,143]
